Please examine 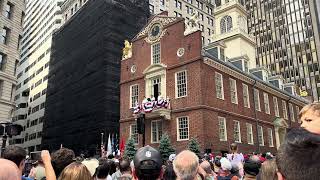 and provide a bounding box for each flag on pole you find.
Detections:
[101,143,106,157]
[107,134,112,157]
[120,138,125,156]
